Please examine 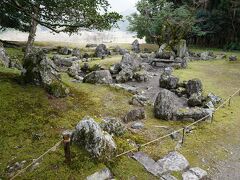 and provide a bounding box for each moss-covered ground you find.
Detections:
[0,44,239,179]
